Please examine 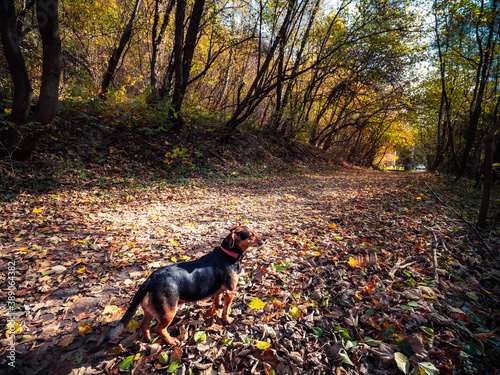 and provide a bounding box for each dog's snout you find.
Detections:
[258,236,266,245]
